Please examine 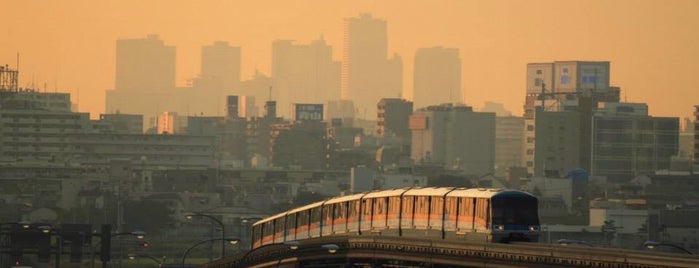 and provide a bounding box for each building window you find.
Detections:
[536,69,542,75]
[526,125,534,131]
[560,75,570,84]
